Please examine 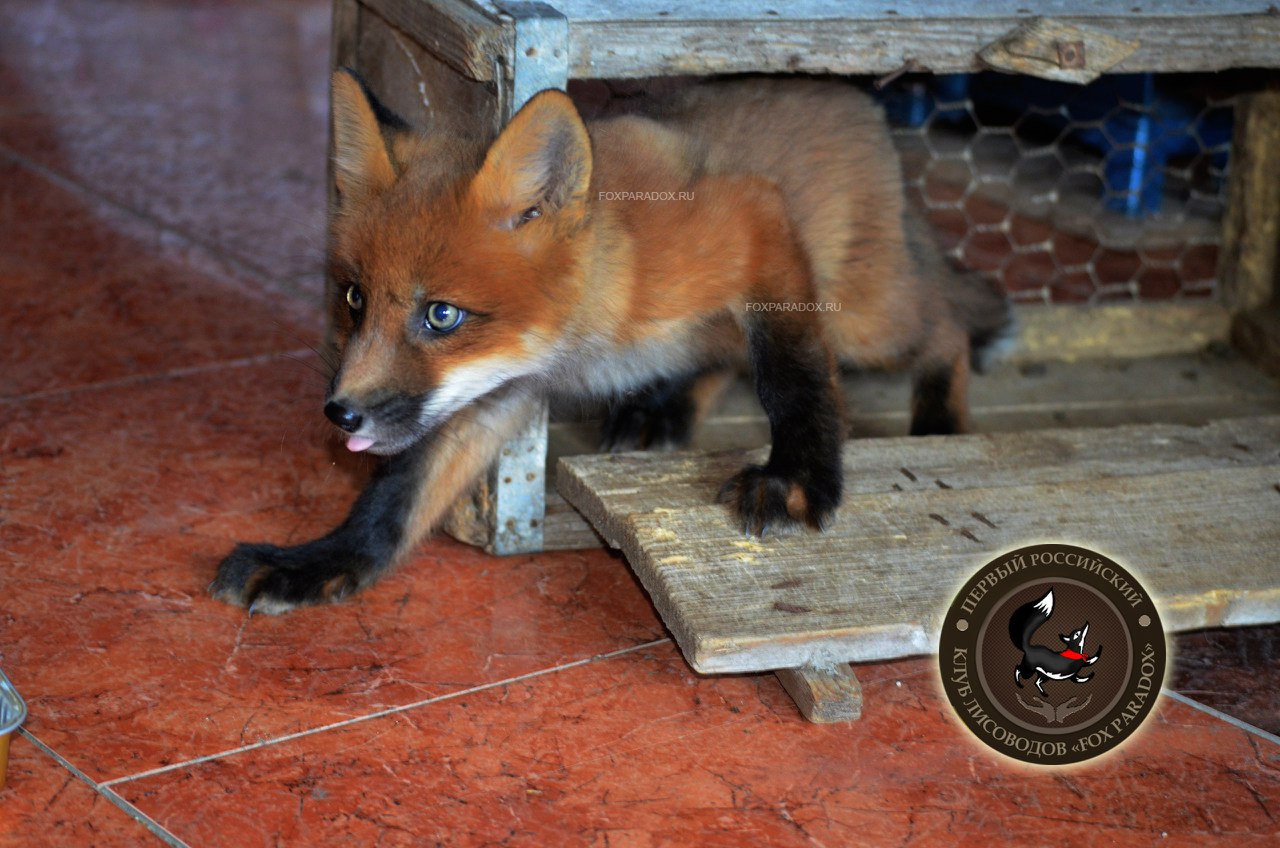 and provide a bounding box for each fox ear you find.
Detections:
[473,89,591,226]
[331,69,405,206]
